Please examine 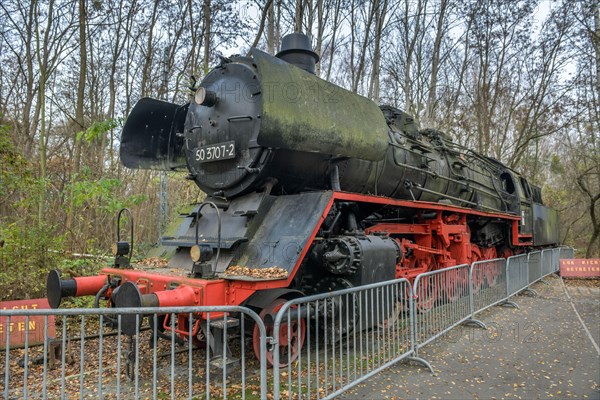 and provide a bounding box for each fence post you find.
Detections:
[466,262,487,329]
[272,318,281,400]
[410,277,418,358]
[469,264,475,319]
[501,256,520,308]
[257,317,268,400]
